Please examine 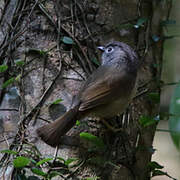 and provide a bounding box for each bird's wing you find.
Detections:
[79,65,133,111]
